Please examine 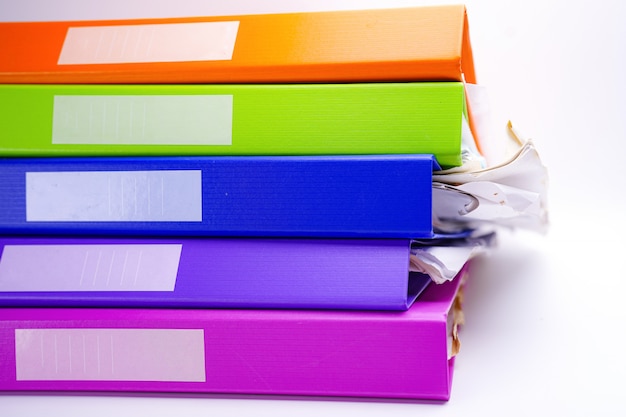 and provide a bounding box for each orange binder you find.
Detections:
[0,5,476,84]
